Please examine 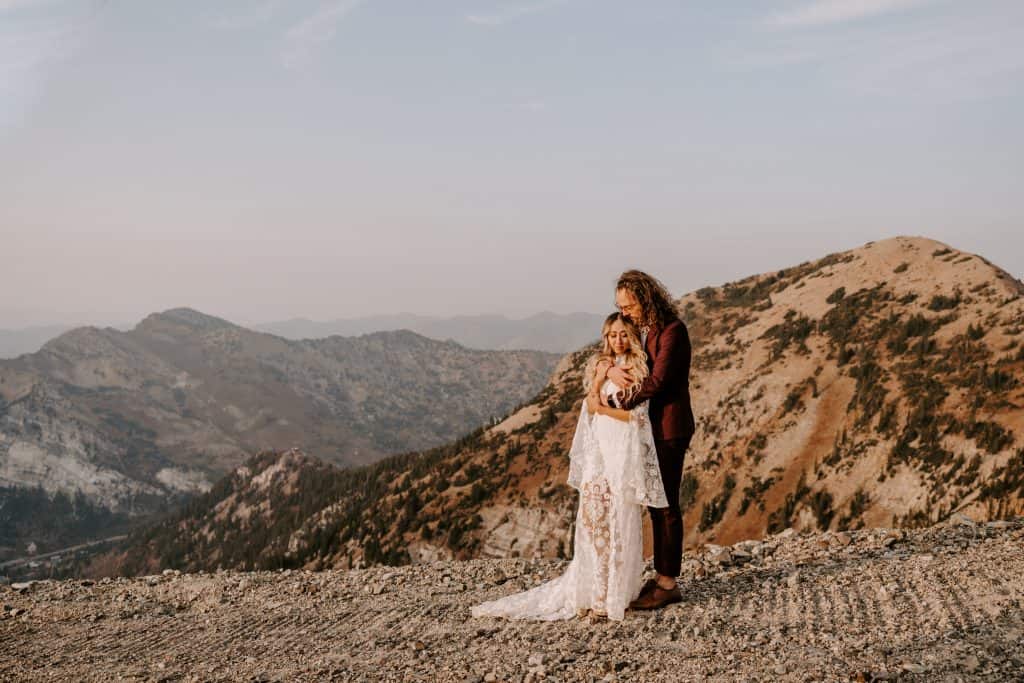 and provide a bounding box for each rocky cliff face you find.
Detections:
[100,236,1024,578]
[0,309,559,558]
